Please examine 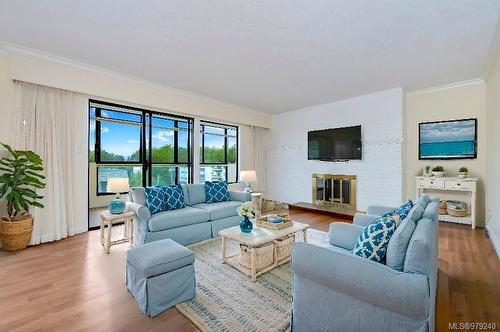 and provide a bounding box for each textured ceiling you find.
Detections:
[0,0,499,113]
